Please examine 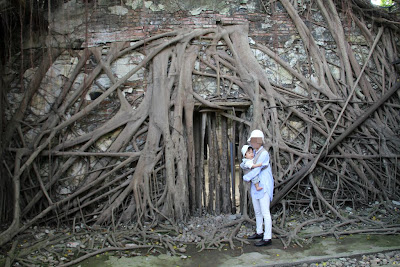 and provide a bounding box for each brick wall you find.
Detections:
[72,3,297,48]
